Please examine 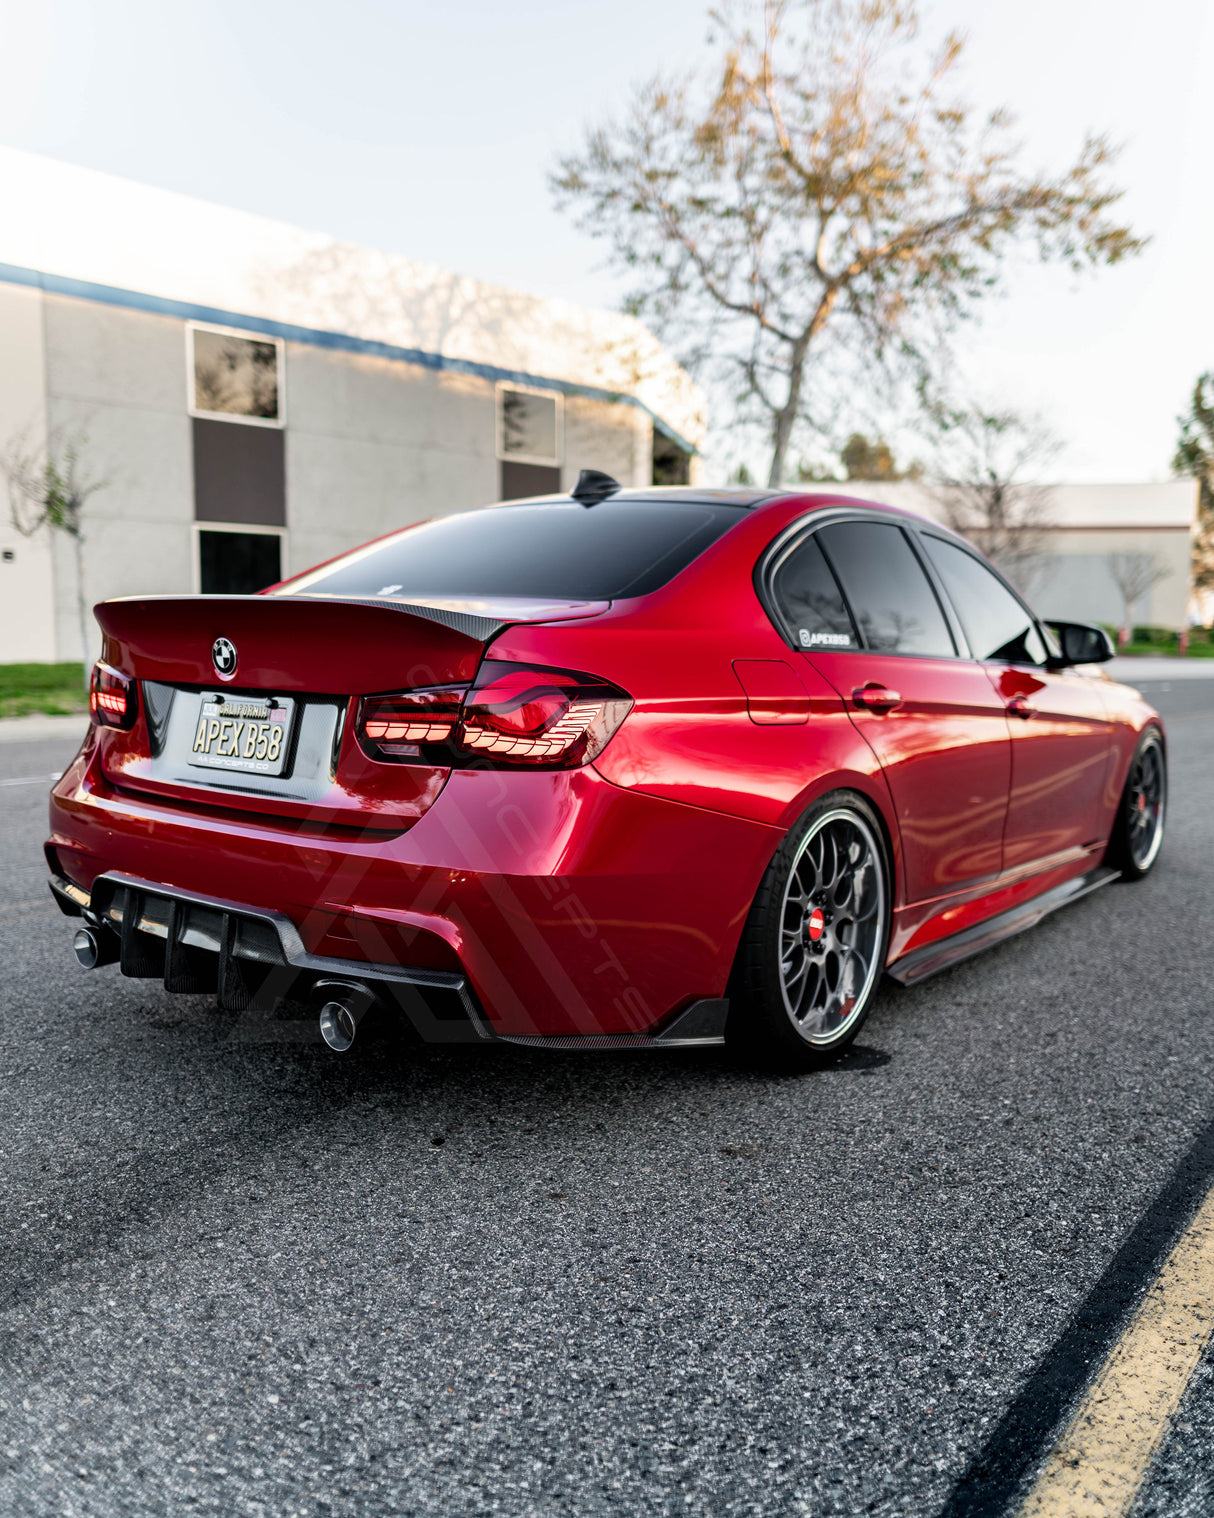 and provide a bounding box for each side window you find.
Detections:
[920,535,1047,665]
[771,533,858,649]
[816,521,955,658]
